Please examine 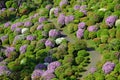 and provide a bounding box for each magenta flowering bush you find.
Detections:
[41,69,54,77]
[33,13,39,18]
[49,29,60,38]
[5,47,15,57]
[4,22,11,28]
[65,15,74,25]
[38,17,47,23]
[102,62,115,74]
[41,73,55,80]
[37,24,43,30]
[57,13,65,26]
[45,39,55,48]
[0,35,8,42]
[11,22,23,31]
[14,28,21,34]
[59,0,68,8]
[105,16,117,27]
[78,22,86,29]
[24,21,32,27]
[45,4,52,10]
[47,61,61,70]
[26,35,36,41]
[0,66,11,76]
[80,5,87,15]
[87,25,98,32]
[31,70,44,80]
[19,45,27,54]
[74,5,80,10]
[76,29,84,39]
[8,8,15,11]
[54,7,60,17]
[11,24,18,31]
